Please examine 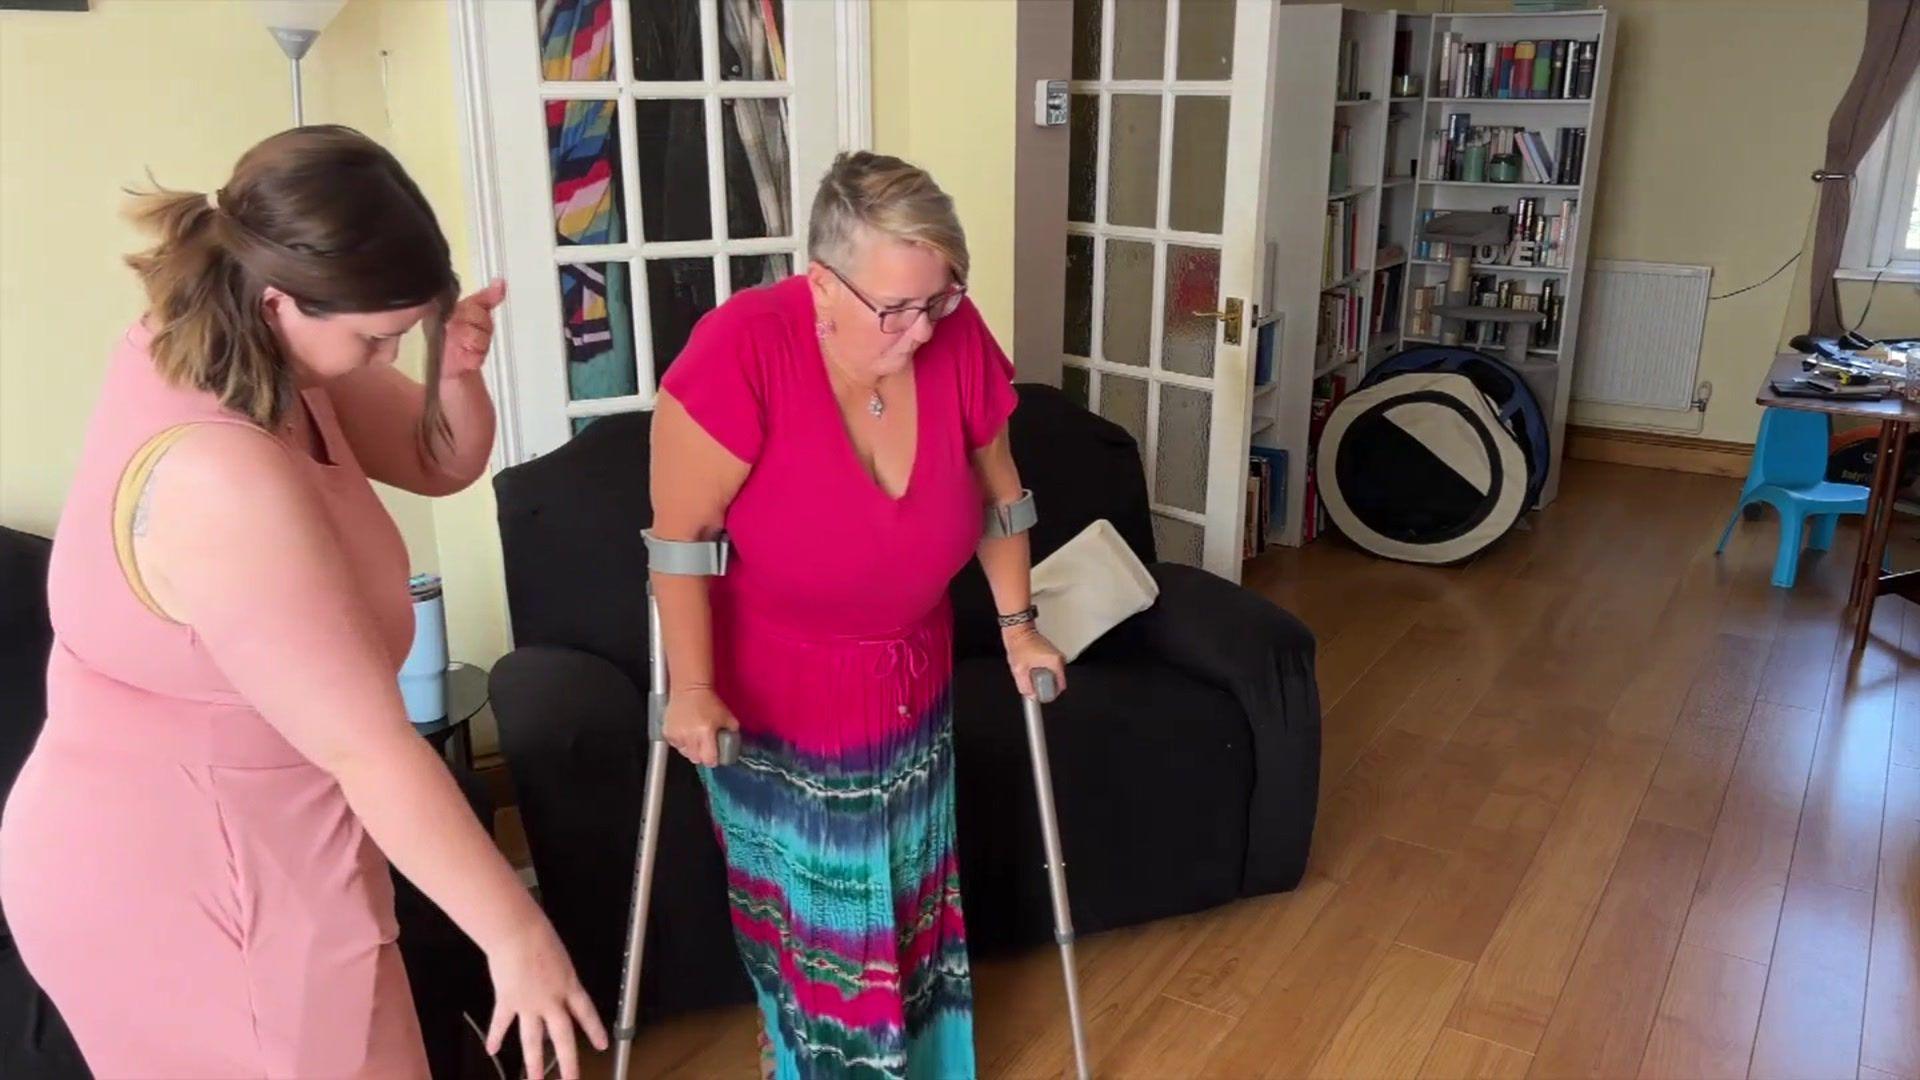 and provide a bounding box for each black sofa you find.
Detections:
[491,384,1322,1024]
[0,527,89,1079]
[0,526,500,1079]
